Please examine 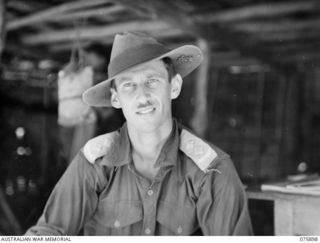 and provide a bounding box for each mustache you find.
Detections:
[137,100,154,109]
